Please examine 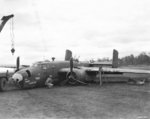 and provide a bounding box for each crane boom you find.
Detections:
[0,14,14,33]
